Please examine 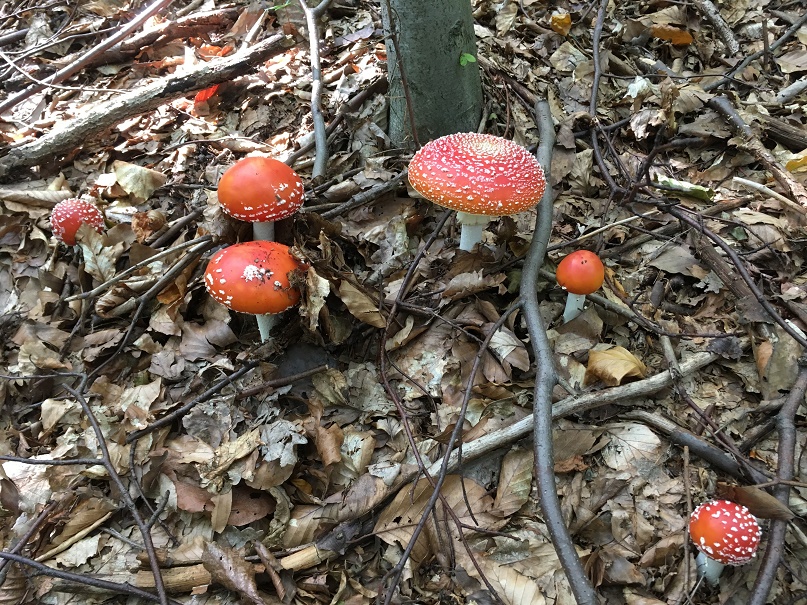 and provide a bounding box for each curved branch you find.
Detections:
[748,365,807,604]
[520,99,598,604]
